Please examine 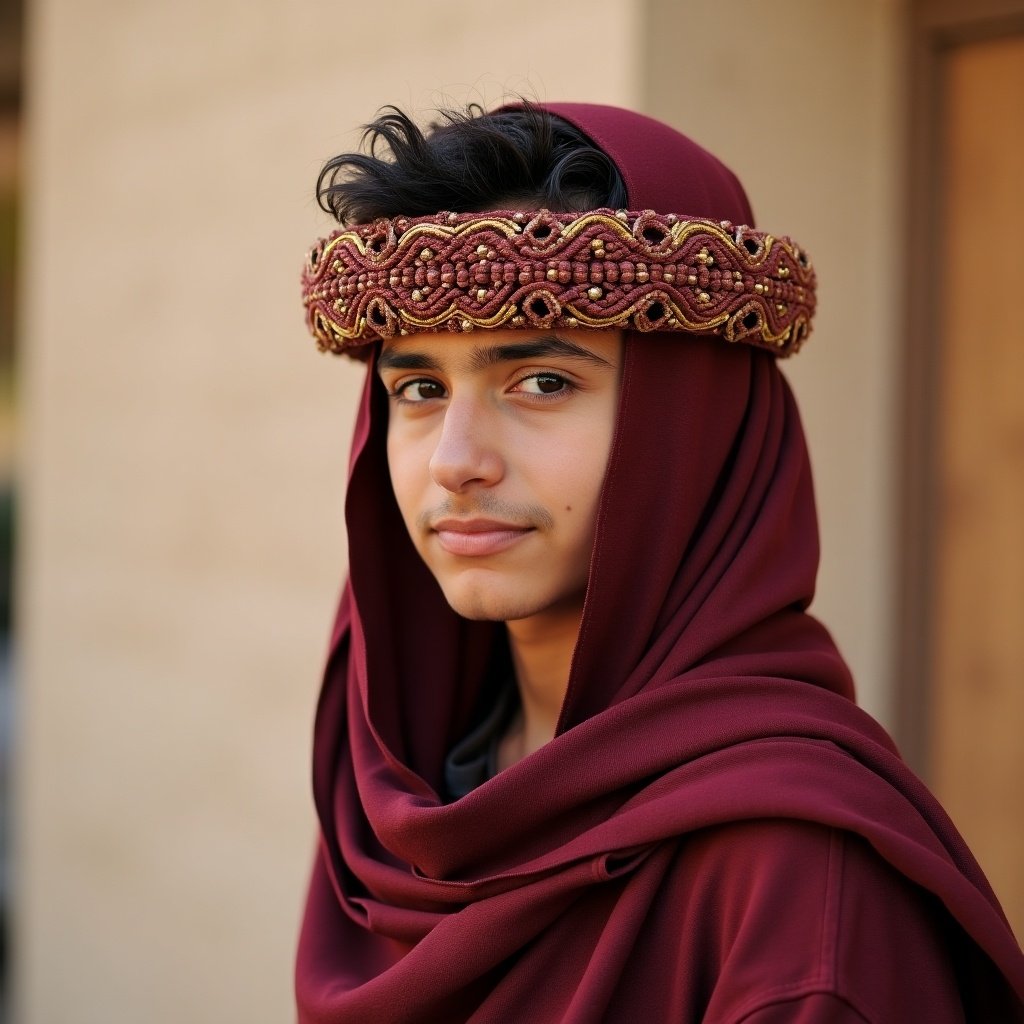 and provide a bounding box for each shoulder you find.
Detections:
[671,819,965,1024]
